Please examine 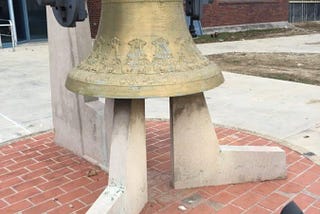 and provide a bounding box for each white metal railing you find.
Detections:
[0,19,16,51]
